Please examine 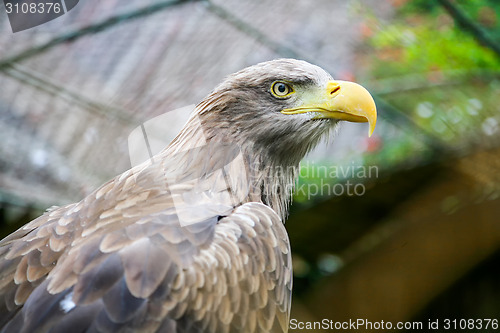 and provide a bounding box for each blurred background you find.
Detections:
[0,0,499,331]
